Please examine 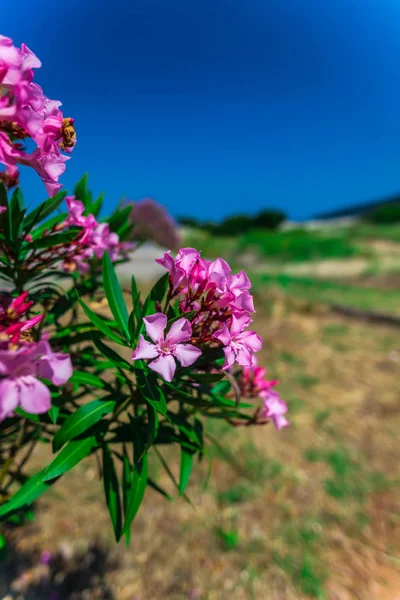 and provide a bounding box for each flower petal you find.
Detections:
[213,325,231,347]
[166,318,192,344]
[0,378,20,420]
[240,330,262,353]
[222,346,236,370]
[174,343,202,367]
[143,313,167,343]
[235,347,253,367]
[19,376,51,415]
[148,354,176,382]
[132,335,159,361]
